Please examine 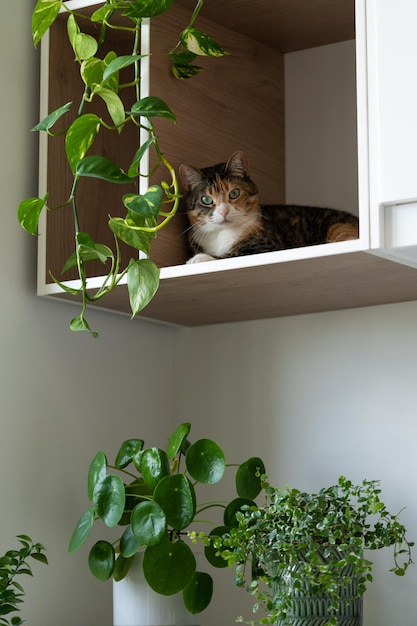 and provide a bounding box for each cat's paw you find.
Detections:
[186,253,216,264]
